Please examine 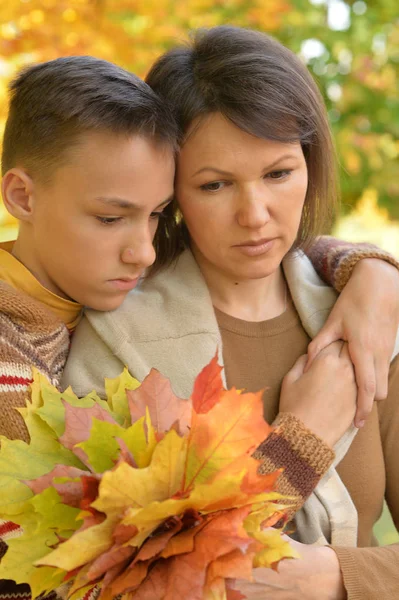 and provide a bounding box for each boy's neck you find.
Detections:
[0,235,83,331]
[12,232,71,302]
